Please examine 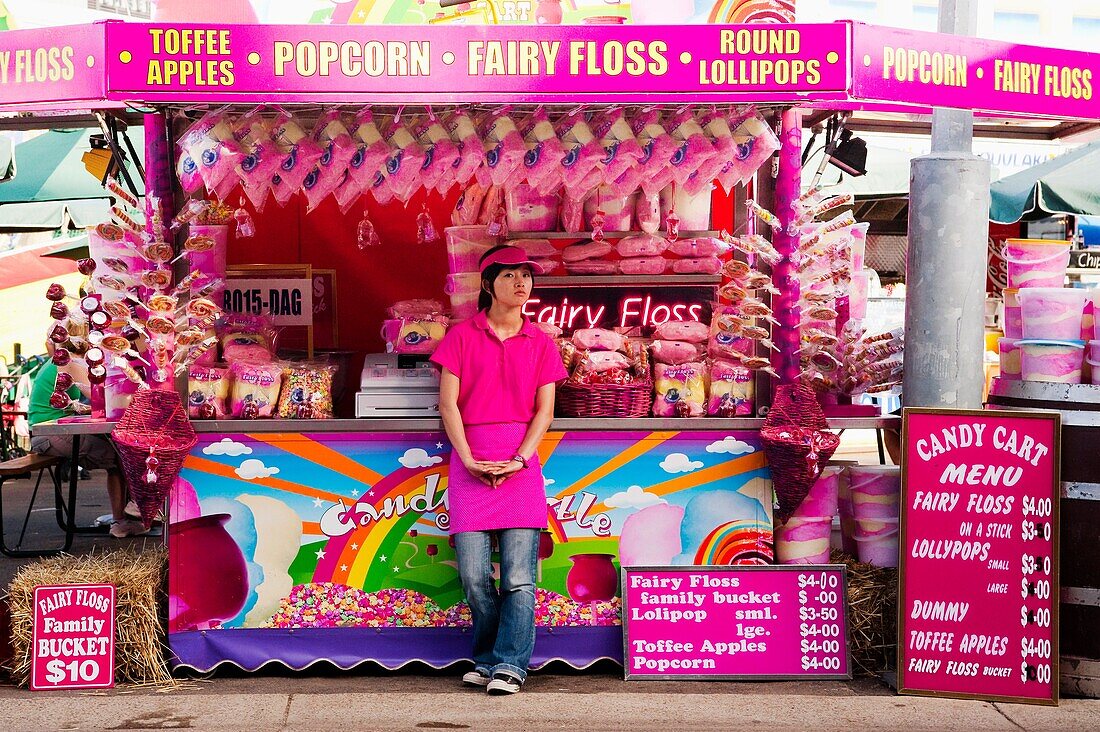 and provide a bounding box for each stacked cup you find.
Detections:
[1001,239,1093,385]
[775,466,843,564]
[847,465,900,568]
